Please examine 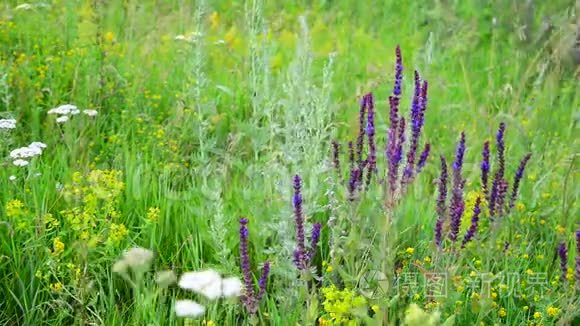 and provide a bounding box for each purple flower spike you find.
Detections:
[348,141,355,168]
[416,143,431,174]
[558,242,567,283]
[348,167,361,201]
[435,155,448,247]
[402,71,423,184]
[239,218,255,303]
[309,223,322,261]
[238,218,269,314]
[495,179,509,217]
[291,175,321,271]
[576,230,580,286]
[509,153,532,210]
[331,141,340,176]
[462,196,482,248]
[365,93,377,188]
[292,175,306,270]
[257,261,270,301]
[356,97,367,165]
[449,132,466,242]
[481,141,490,197]
[393,45,403,97]
[496,122,506,178]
